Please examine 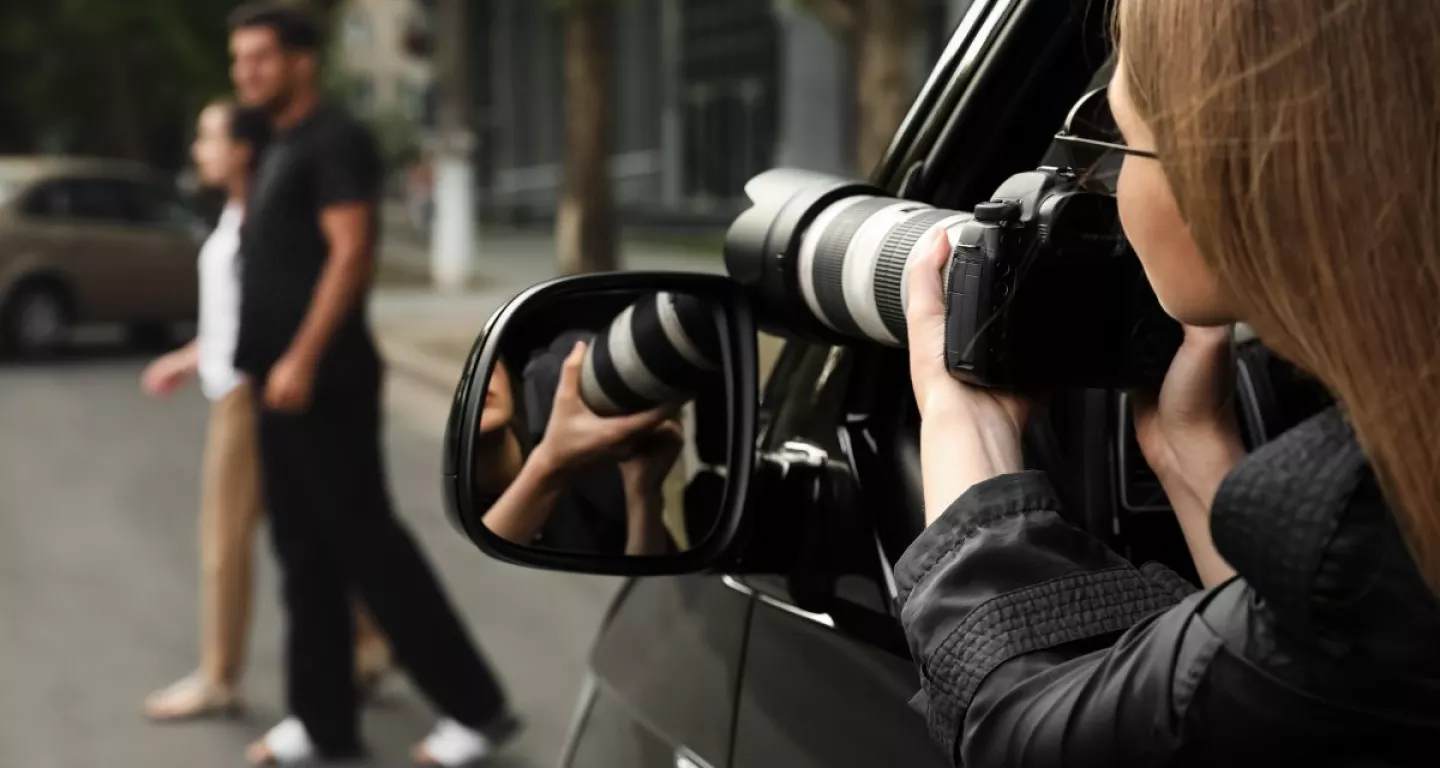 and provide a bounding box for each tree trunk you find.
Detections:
[557,0,618,276]
[854,0,919,175]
